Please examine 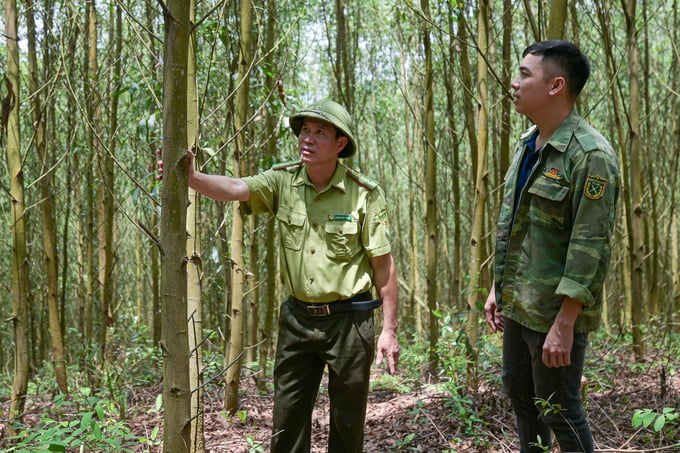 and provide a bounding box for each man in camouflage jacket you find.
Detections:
[484,40,620,453]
